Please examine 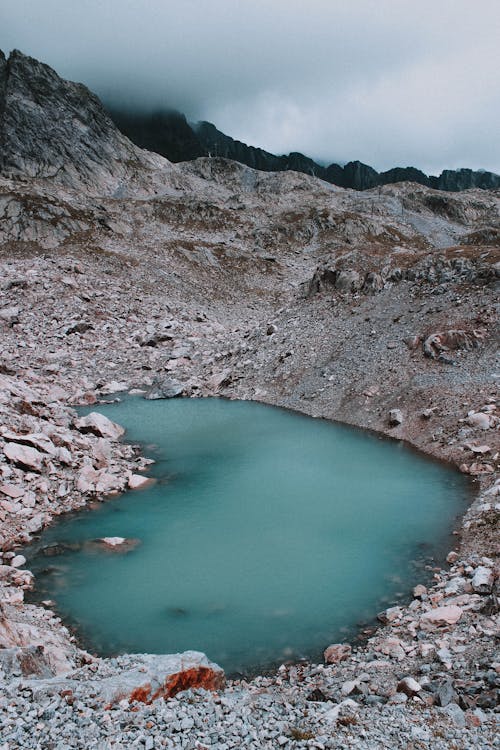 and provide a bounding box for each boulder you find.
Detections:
[363,272,384,294]
[145,377,184,400]
[397,676,422,697]
[423,329,484,361]
[1,430,56,455]
[0,617,76,675]
[323,643,352,664]
[3,442,44,472]
[388,408,403,426]
[335,270,361,292]
[93,537,141,553]
[11,554,26,568]
[0,646,55,679]
[208,369,232,391]
[29,652,225,705]
[420,605,462,627]
[74,412,125,440]
[103,652,224,705]
[375,636,407,660]
[128,473,152,490]
[76,465,124,495]
[471,566,494,594]
[0,306,20,326]
[467,412,492,430]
